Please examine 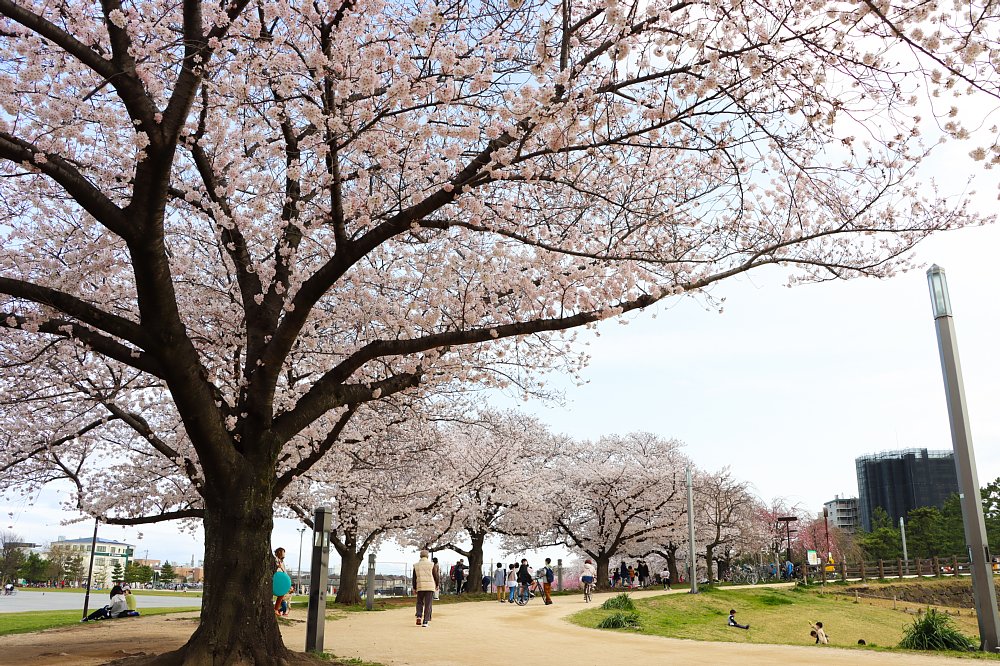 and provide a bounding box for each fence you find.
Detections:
[808,555,974,584]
